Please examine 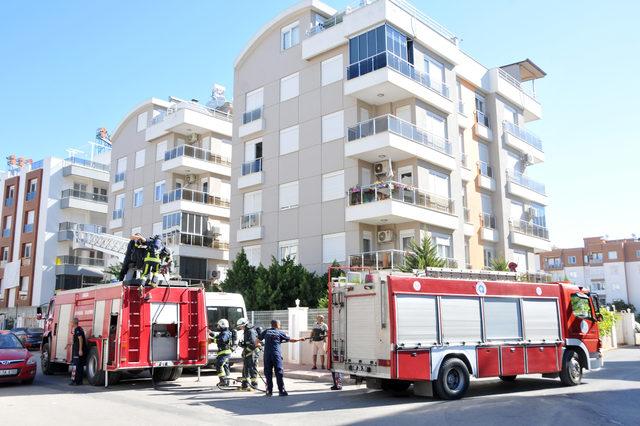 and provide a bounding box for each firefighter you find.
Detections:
[236,318,261,390]
[258,319,301,396]
[139,235,173,287]
[119,233,147,282]
[215,319,233,386]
